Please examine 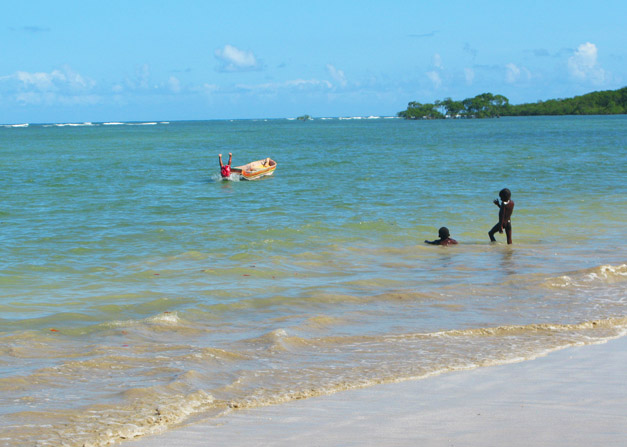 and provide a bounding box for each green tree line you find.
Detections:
[398,87,627,119]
